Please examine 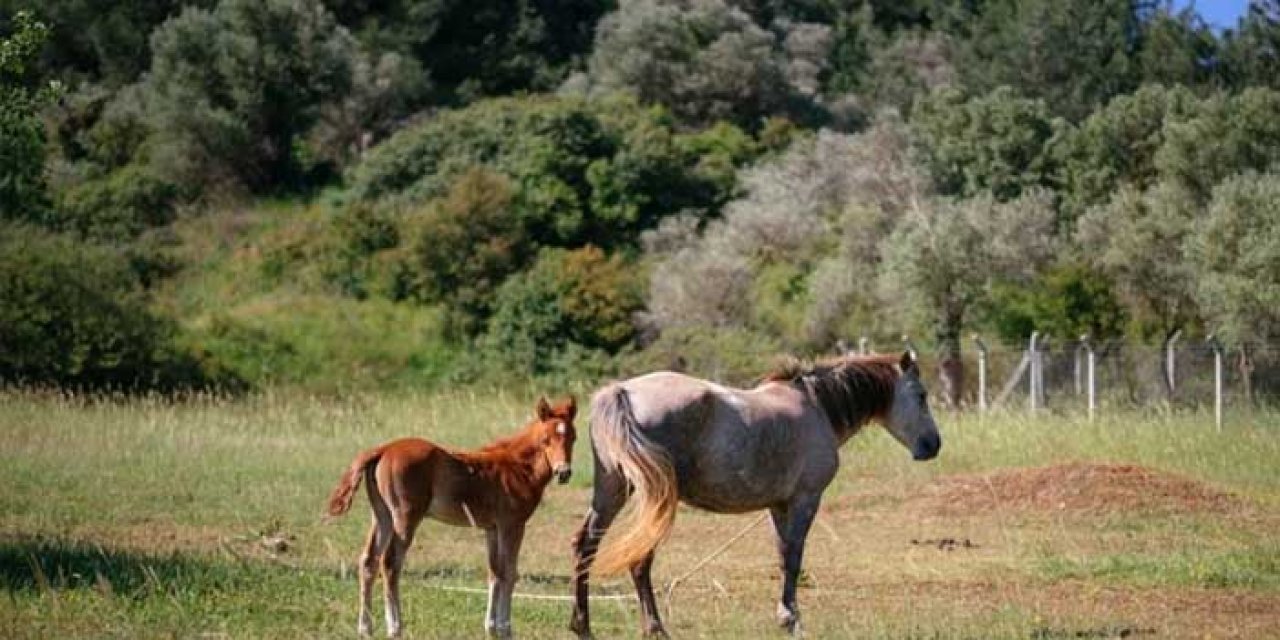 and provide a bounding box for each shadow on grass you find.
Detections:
[0,534,254,596]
